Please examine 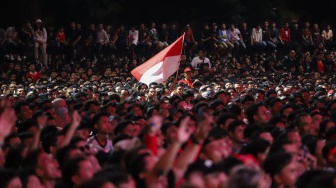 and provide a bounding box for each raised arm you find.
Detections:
[30,115,48,151]
[57,111,81,149]
[146,116,191,186]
